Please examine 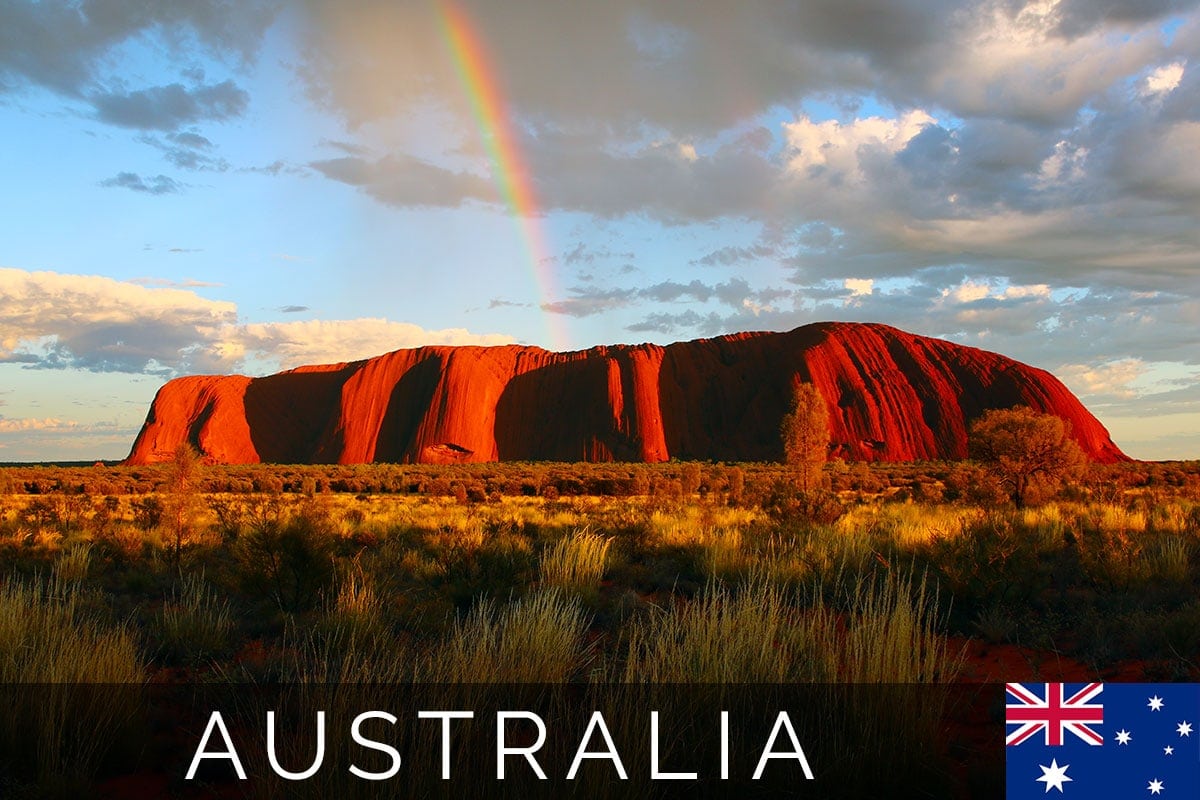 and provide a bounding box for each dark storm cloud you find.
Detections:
[99,172,182,195]
[0,0,275,91]
[543,277,790,318]
[692,243,778,267]
[1051,0,1200,36]
[139,131,231,171]
[93,80,249,130]
[308,155,494,208]
[561,242,636,267]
